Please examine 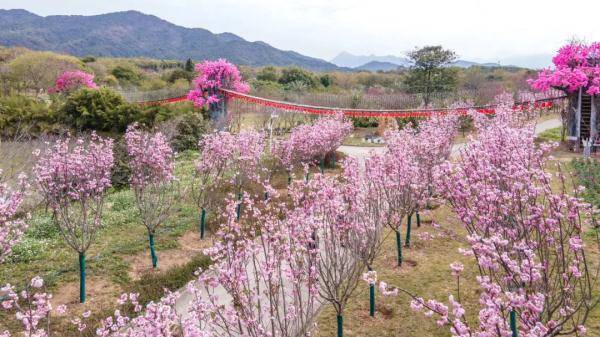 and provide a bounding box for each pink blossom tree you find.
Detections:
[49,70,98,94]
[343,157,388,317]
[366,127,424,265]
[529,42,600,96]
[187,59,250,127]
[192,130,264,238]
[34,134,114,303]
[0,171,27,262]
[374,108,599,337]
[183,185,318,337]
[289,173,366,337]
[125,124,177,268]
